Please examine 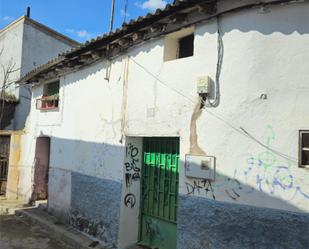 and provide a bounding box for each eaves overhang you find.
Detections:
[17,0,217,85]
